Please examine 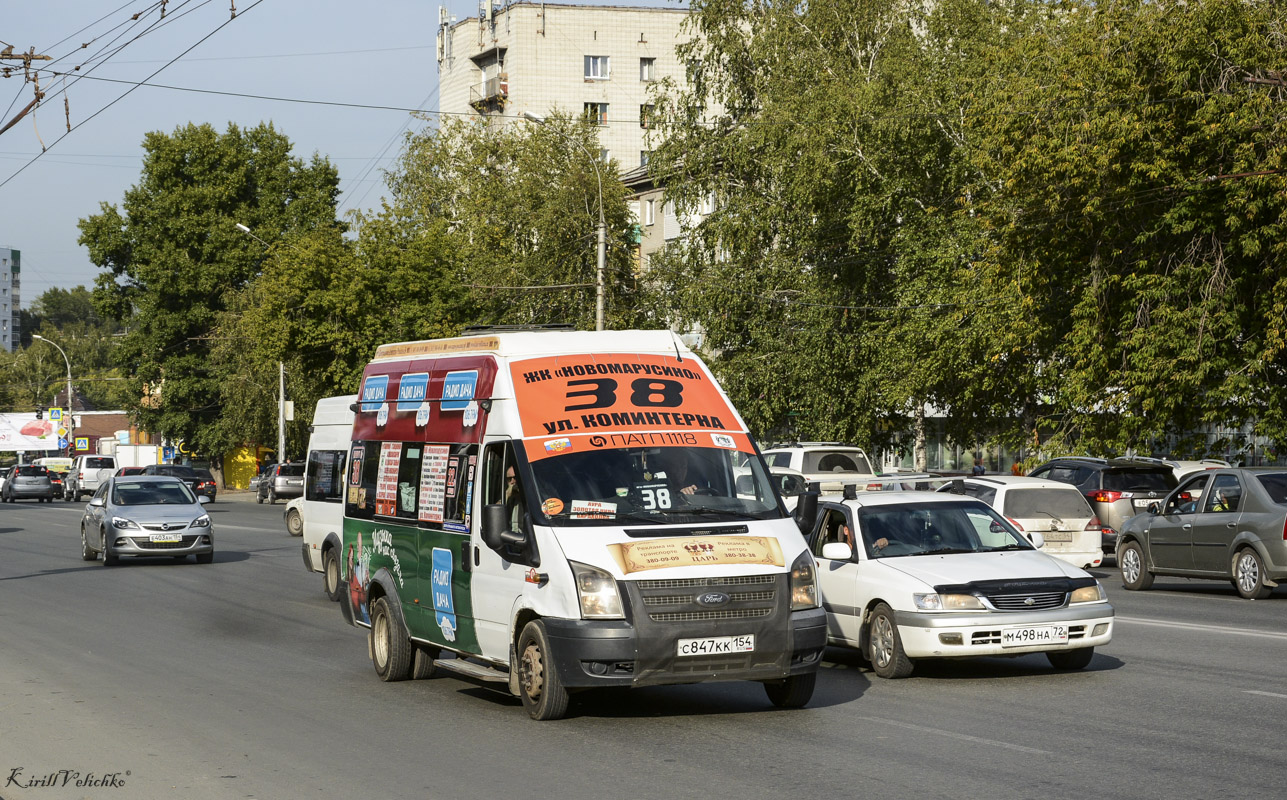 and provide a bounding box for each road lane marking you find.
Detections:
[1115,615,1287,641]
[1244,690,1287,700]
[858,716,1051,754]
